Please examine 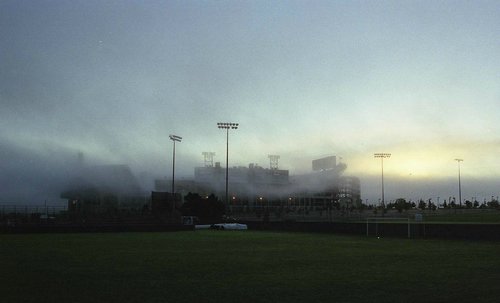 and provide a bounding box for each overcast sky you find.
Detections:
[1,0,499,204]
